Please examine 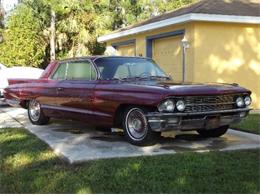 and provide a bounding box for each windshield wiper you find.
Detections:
[140,75,171,80]
[151,75,170,79]
[113,75,171,81]
[103,78,123,81]
[120,76,143,81]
